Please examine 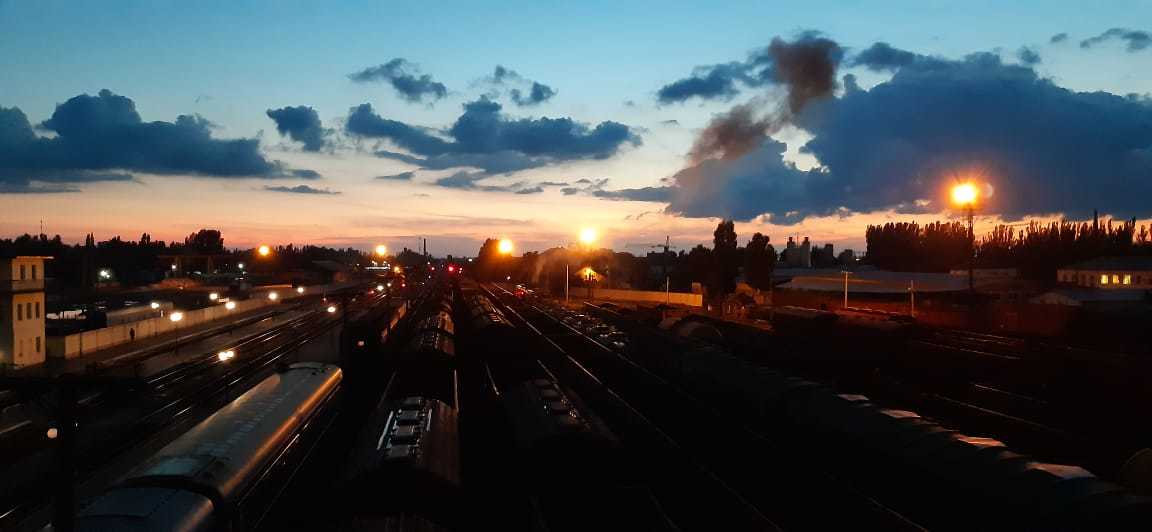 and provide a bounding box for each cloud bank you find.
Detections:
[1,89,311,193]
[608,39,1152,224]
[345,97,639,174]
